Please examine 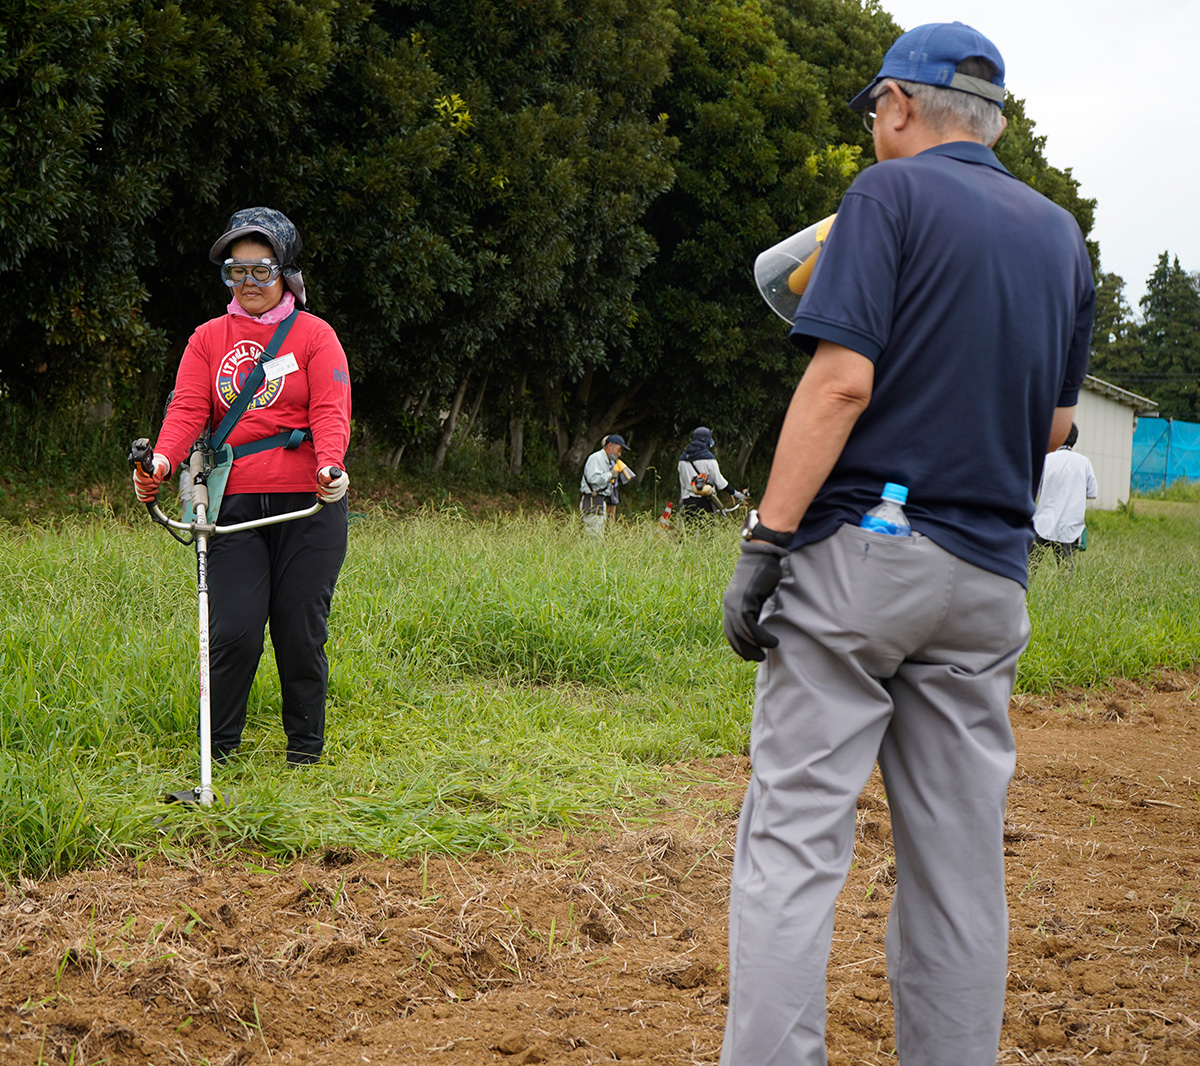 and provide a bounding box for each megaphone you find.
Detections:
[612,458,635,484]
[753,214,836,324]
